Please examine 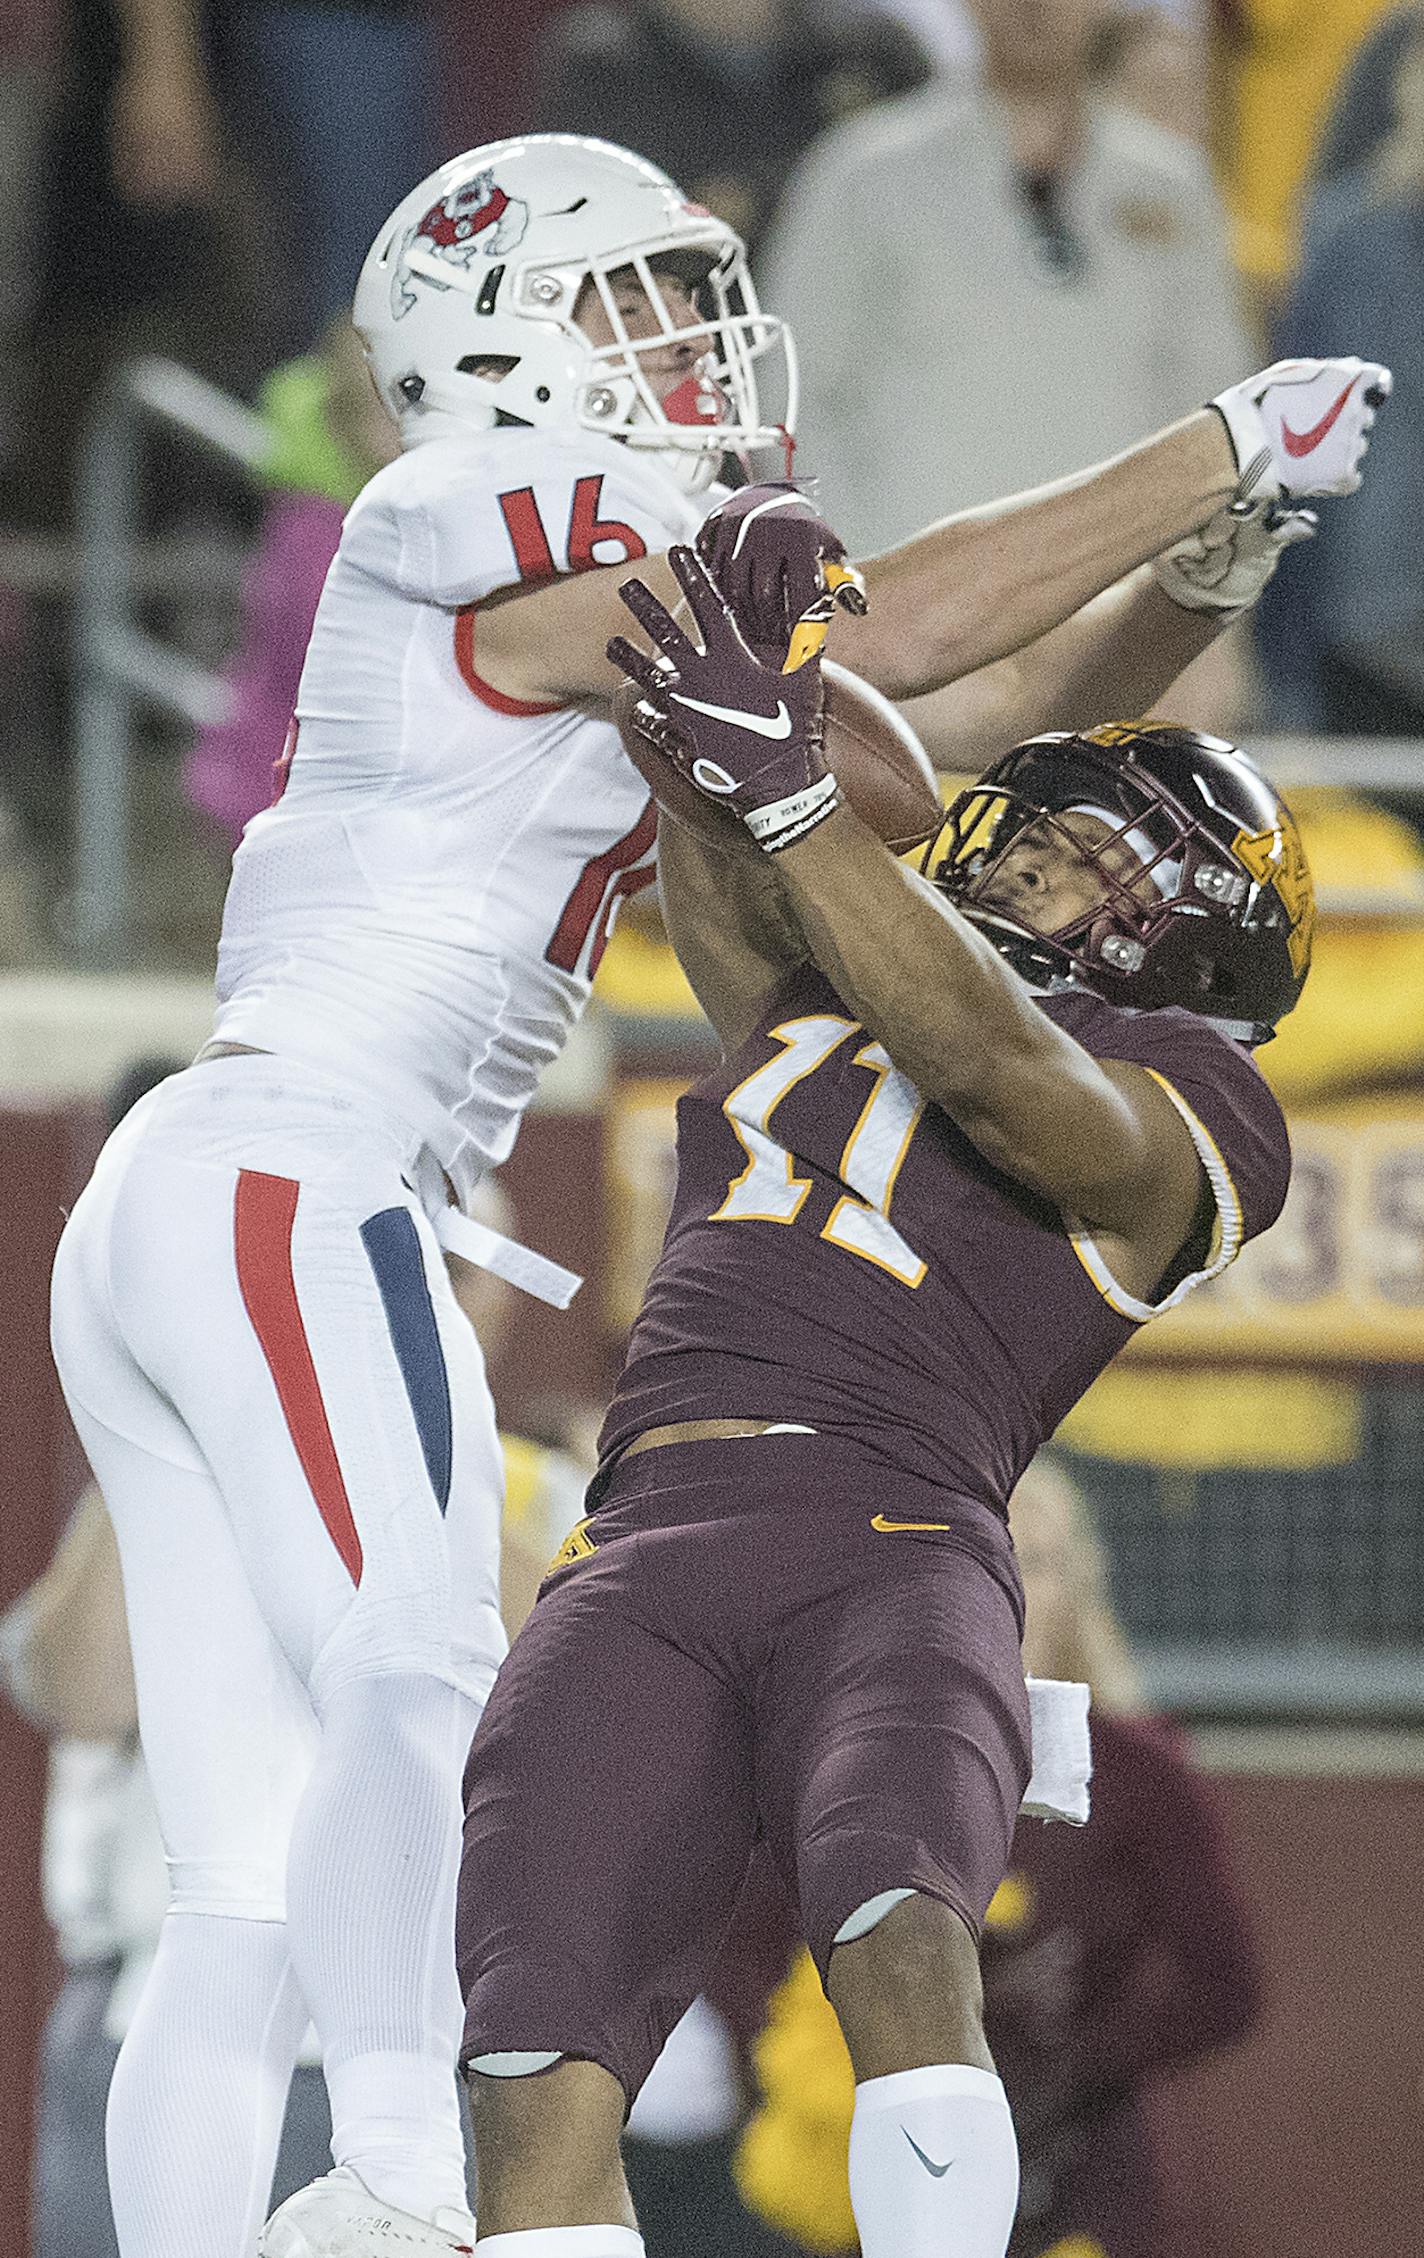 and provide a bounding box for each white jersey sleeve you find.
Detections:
[352,427,708,608]
[213,427,718,1209]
